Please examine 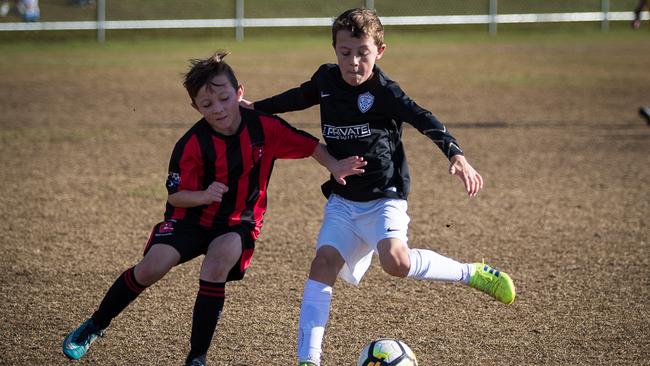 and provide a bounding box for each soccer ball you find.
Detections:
[357,338,418,366]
